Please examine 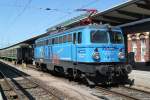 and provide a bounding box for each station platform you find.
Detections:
[0,92,3,100]
[0,86,4,100]
[129,70,150,92]
[133,62,150,71]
